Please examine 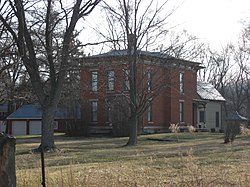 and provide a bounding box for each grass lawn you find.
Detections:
[16,132,250,186]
